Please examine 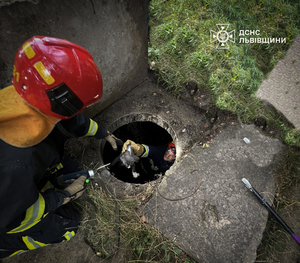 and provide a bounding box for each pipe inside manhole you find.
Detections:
[103,121,174,184]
